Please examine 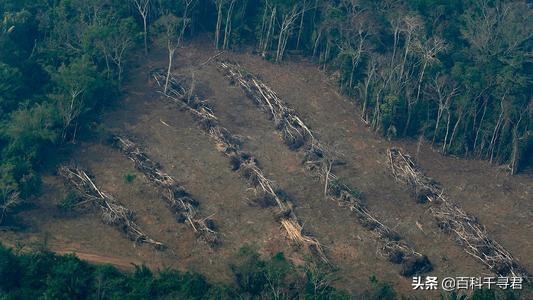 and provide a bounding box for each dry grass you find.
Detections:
[217,60,433,276]
[388,147,529,280]
[151,70,328,262]
[58,165,165,250]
